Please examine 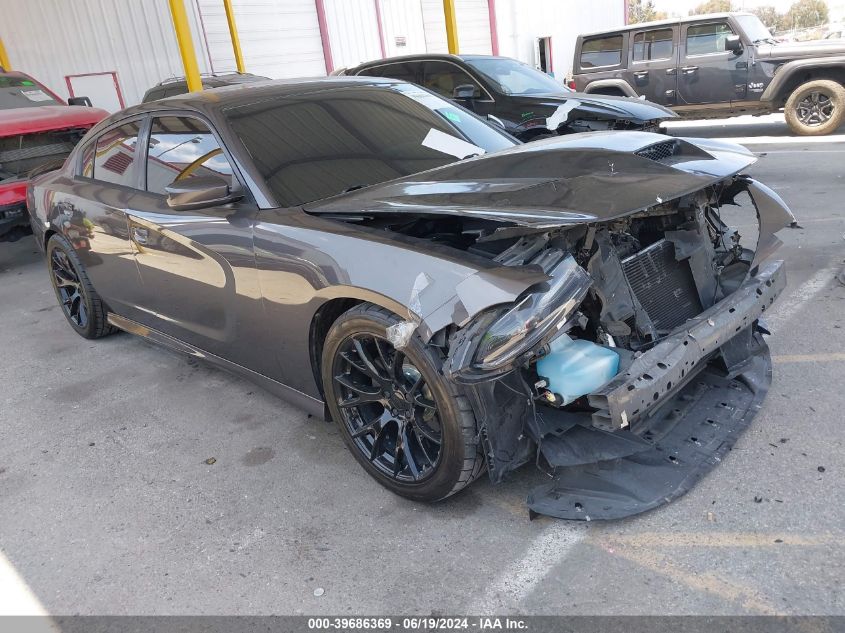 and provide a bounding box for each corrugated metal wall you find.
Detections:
[324,0,383,71]
[195,0,326,78]
[378,0,428,58]
[0,0,210,108]
[420,0,492,55]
